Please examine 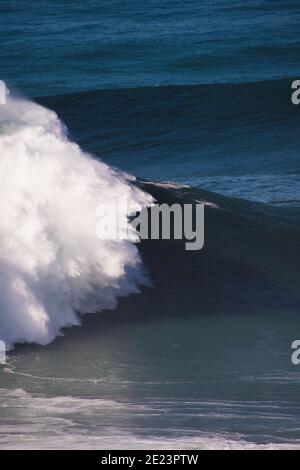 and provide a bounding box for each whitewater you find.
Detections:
[0,84,153,350]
